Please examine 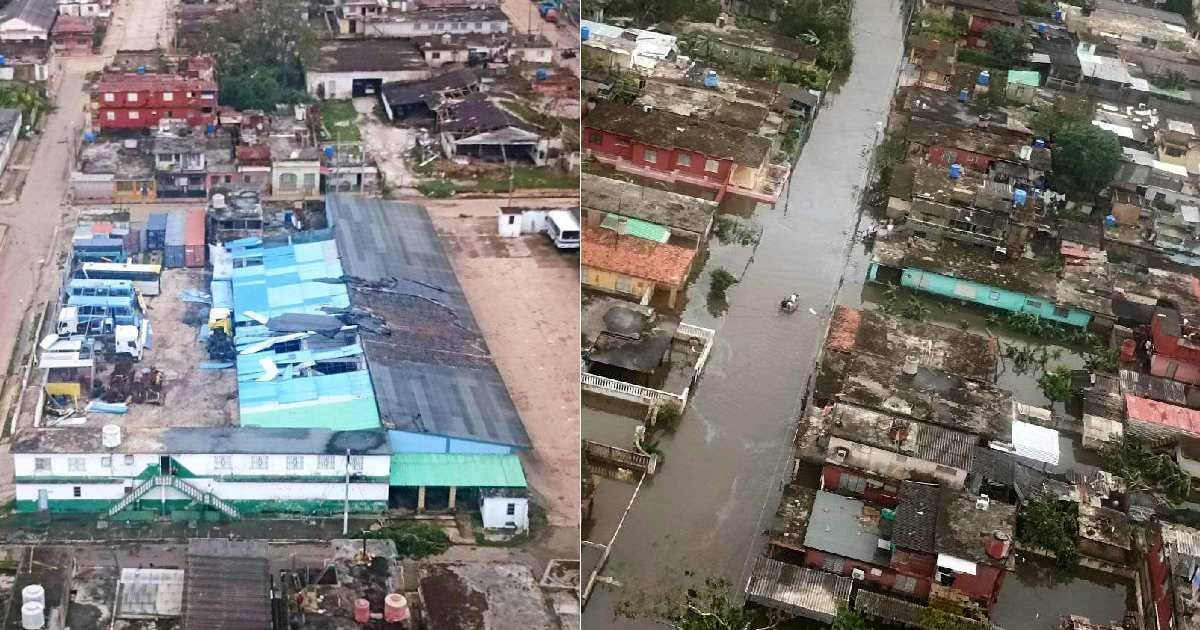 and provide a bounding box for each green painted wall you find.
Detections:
[16,498,389,516]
